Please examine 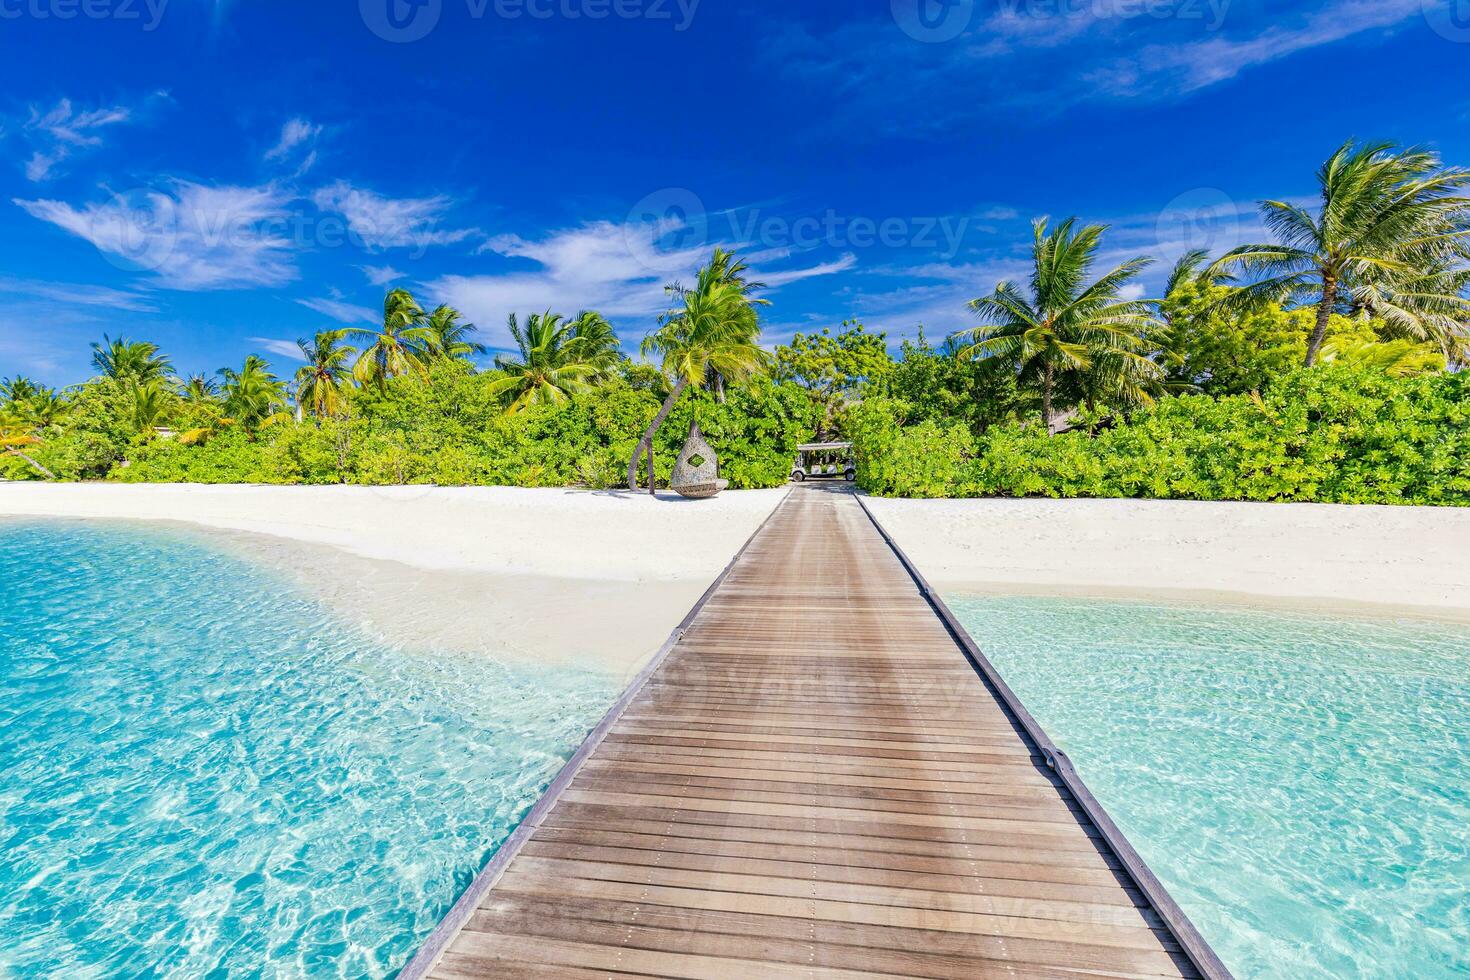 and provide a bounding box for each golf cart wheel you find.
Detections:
[845,470,857,482]
[791,471,806,483]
